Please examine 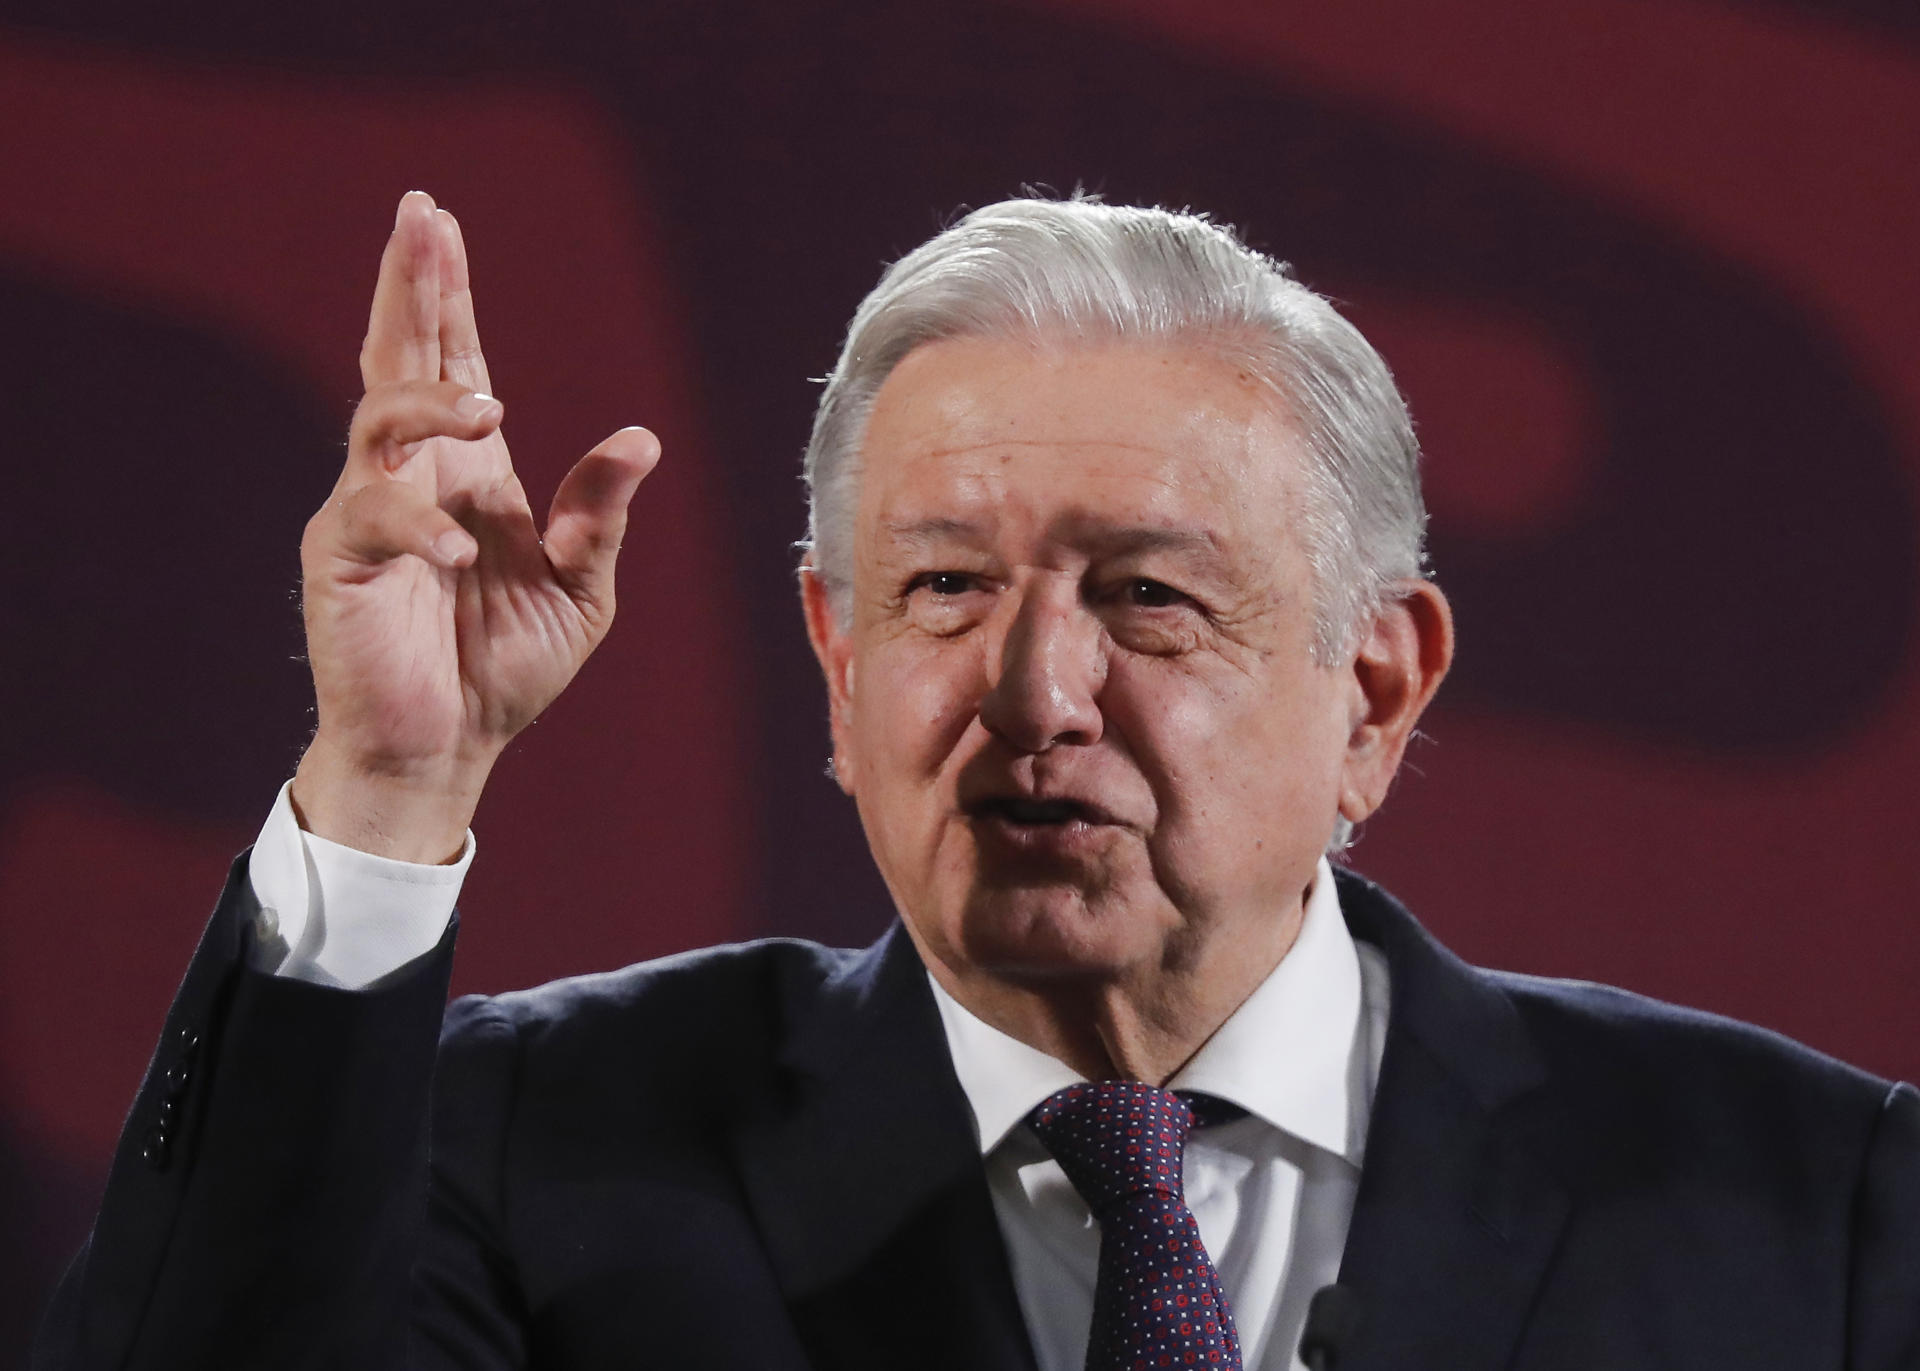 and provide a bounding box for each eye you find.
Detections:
[1121,578,1187,609]
[910,571,981,597]
[902,569,993,636]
